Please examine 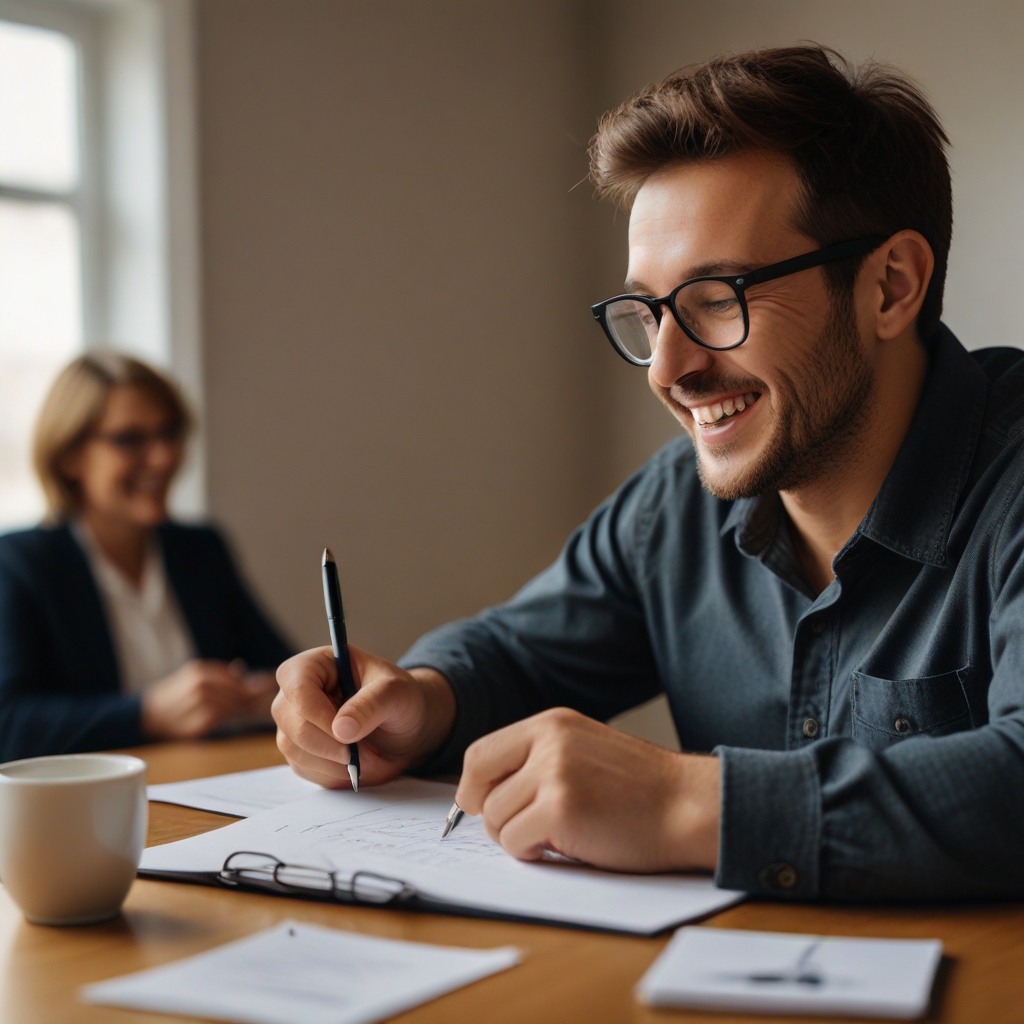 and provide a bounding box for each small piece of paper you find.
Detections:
[148,765,319,817]
[637,927,943,1019]
[82,920,521,1024]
